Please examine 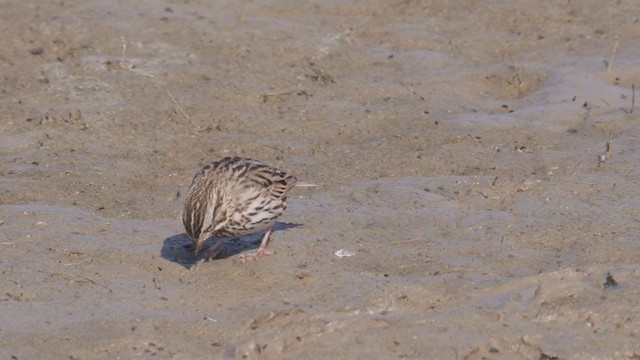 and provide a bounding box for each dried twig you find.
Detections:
[166,89,202,130]
[400,82,427,101]
[79,276,113,293]
[631,84,636,114]
[607,35,620,72]
[120,36,127,63]
[260,90,294,103]
[389,238,419,245]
